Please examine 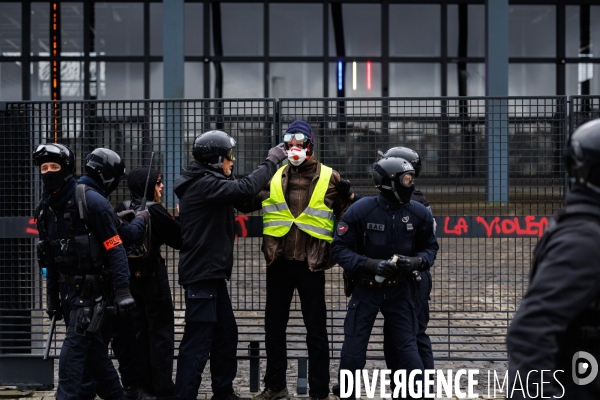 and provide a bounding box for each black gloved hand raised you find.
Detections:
[116,209,136,223]
[114,286,135,314]
[267,143,288,164]
[135,209,150,224]
[46,293,63,321]
[396,255,423,273]
[336,179,353,199]
[364,258,398,279]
